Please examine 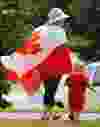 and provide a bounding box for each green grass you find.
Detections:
[80,120,99,127]
[32,104,64,112]
[0,104,16,112]
[96,105,100,112]
[0,104,99,112]
[0,104,64,112]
